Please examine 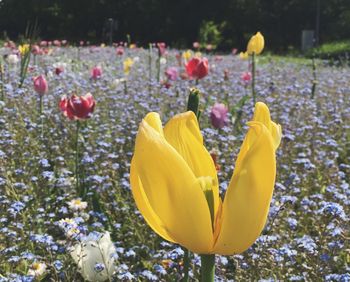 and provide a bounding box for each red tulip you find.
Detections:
[59,93,95,120]
[91,66,102,79]
[33,75,48,96]
[185,57,209,80]
[55,67,64,75]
